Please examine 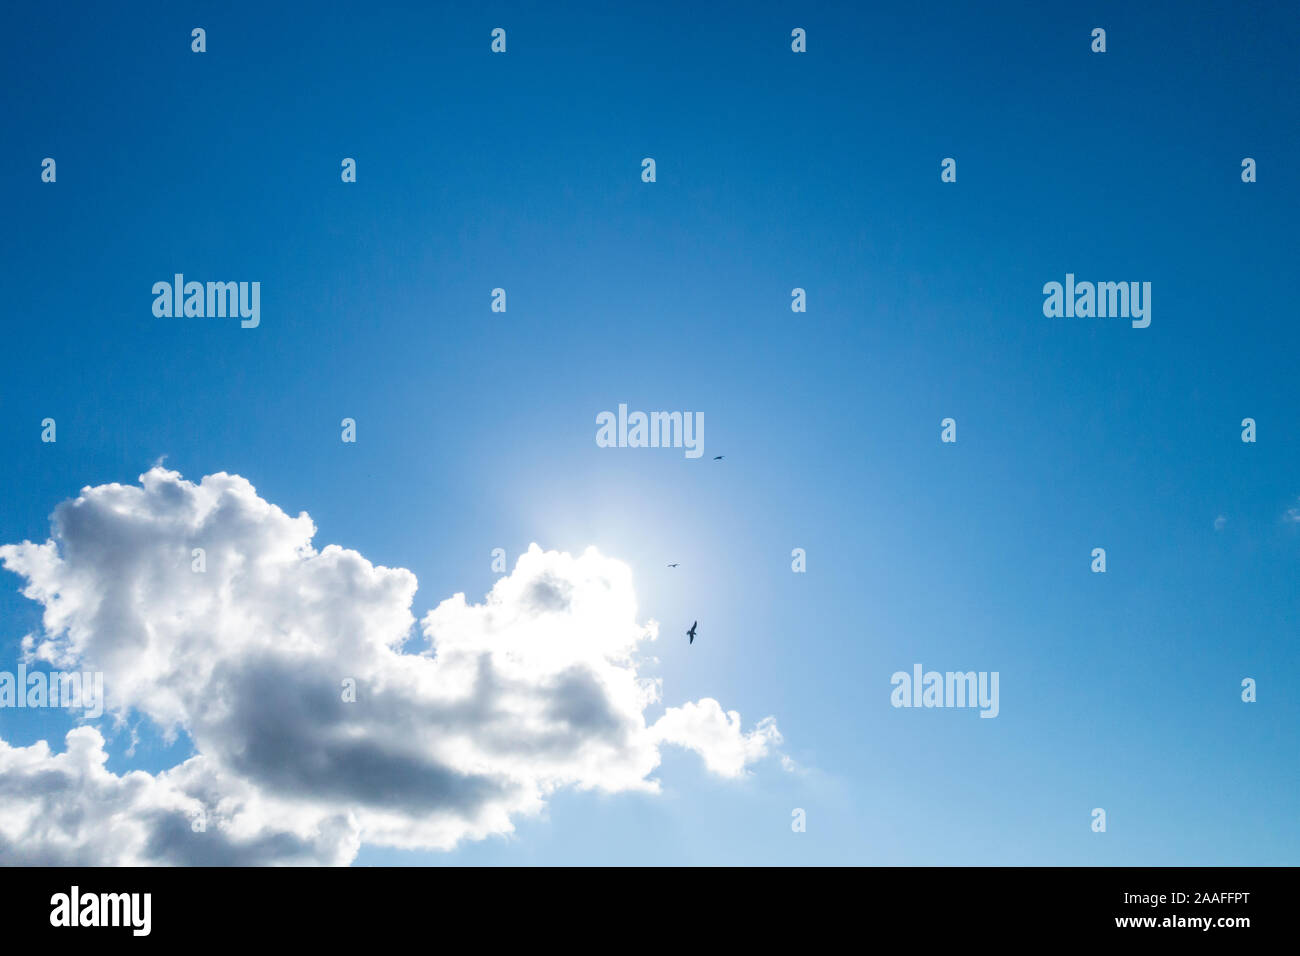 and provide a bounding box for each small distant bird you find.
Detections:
[713,455,724,460]
[687,621,697,644]
[667,563,679,568]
